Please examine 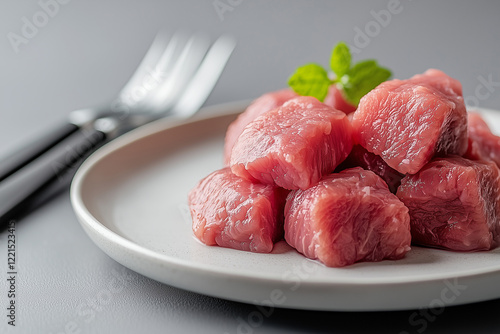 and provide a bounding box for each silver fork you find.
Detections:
[0,32,235,225]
